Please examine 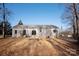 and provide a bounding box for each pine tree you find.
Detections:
[0,21,12,35]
